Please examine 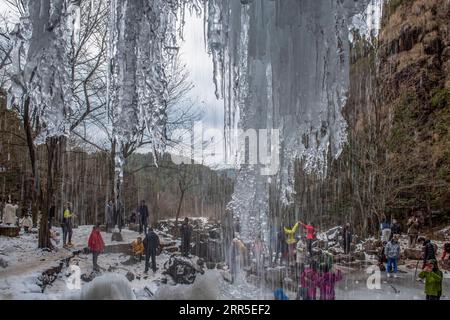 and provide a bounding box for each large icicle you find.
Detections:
[8,0,81,143]
[205,0,372,245]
